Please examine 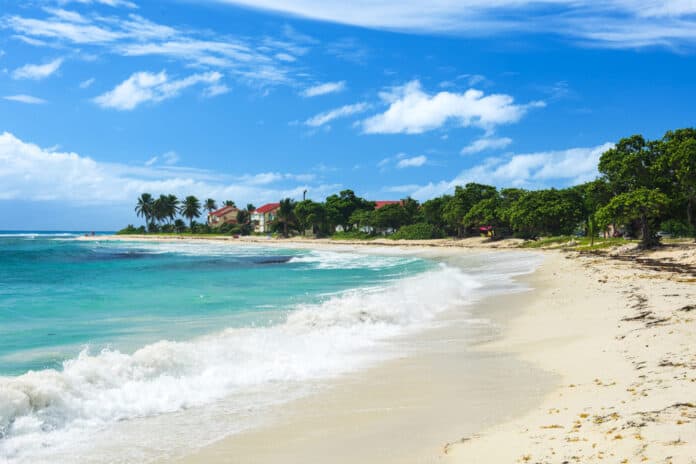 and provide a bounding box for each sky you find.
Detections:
[1,0,695,230]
